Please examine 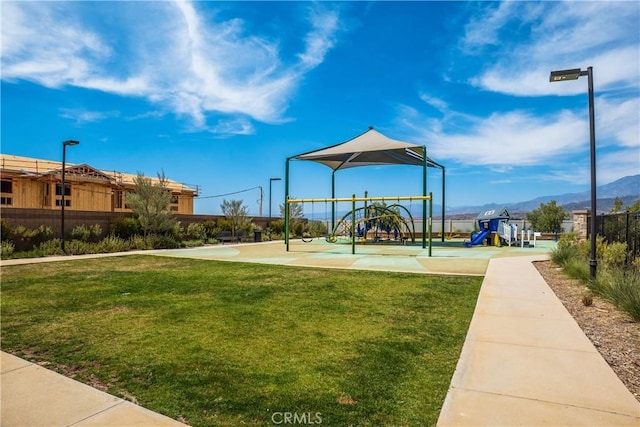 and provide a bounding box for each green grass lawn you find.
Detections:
[1,255,482,426]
